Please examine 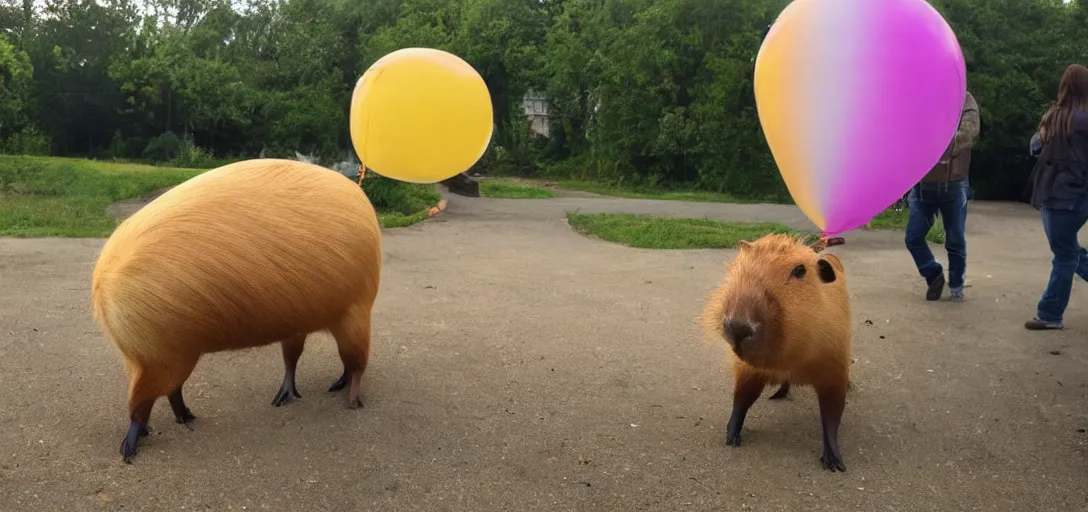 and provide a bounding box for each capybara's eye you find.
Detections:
[791,264,806,279]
